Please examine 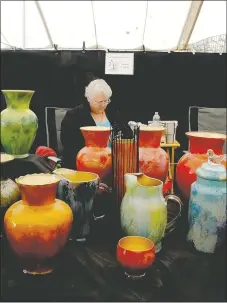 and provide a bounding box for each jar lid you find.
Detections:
[196,149,226,181]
